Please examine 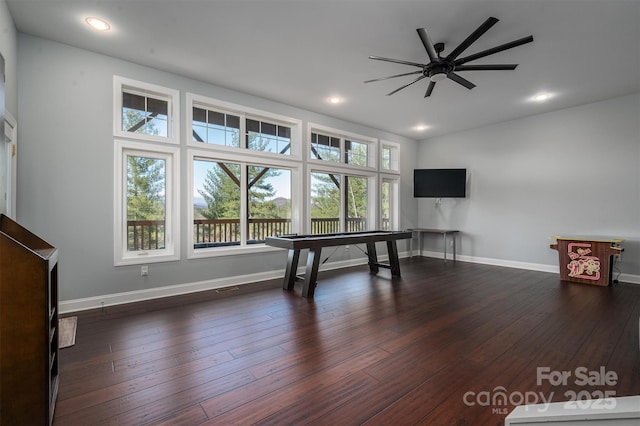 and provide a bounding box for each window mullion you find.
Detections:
[240,162,248,246]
